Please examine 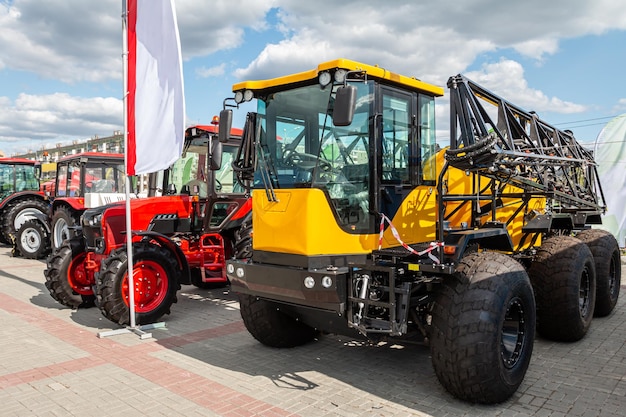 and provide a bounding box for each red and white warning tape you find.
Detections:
[378,213,443,264]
